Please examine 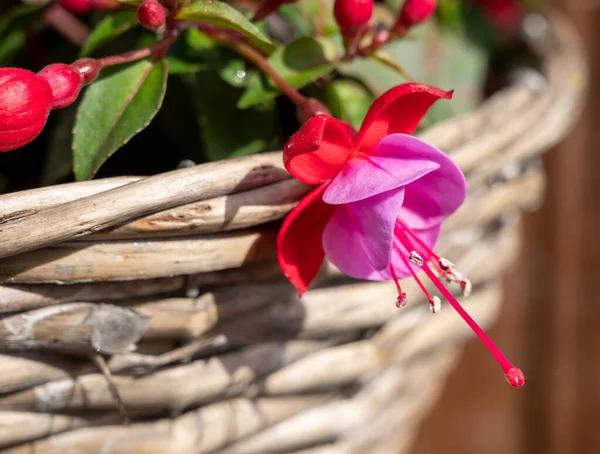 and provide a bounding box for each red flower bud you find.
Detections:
[37,63,84,109]
[396,0,437,30]
[334,0,373,38]
[72,58,101,85]
[0,68,53,152]
[137,0,167,34]
[57,0,93,14]
[469,0,522,34]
